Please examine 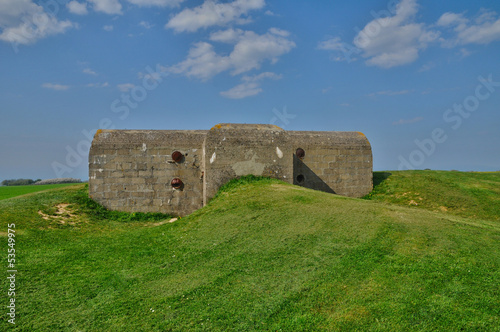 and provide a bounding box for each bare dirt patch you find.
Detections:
[38,210,50,220]
[147,218,178,227]
[38,203,82,225]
